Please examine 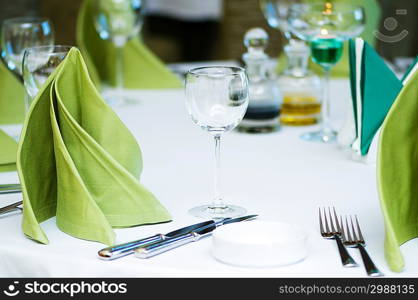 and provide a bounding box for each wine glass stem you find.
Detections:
[321,67,332,132]
[212,135,225,209]
[115,43,124,101]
